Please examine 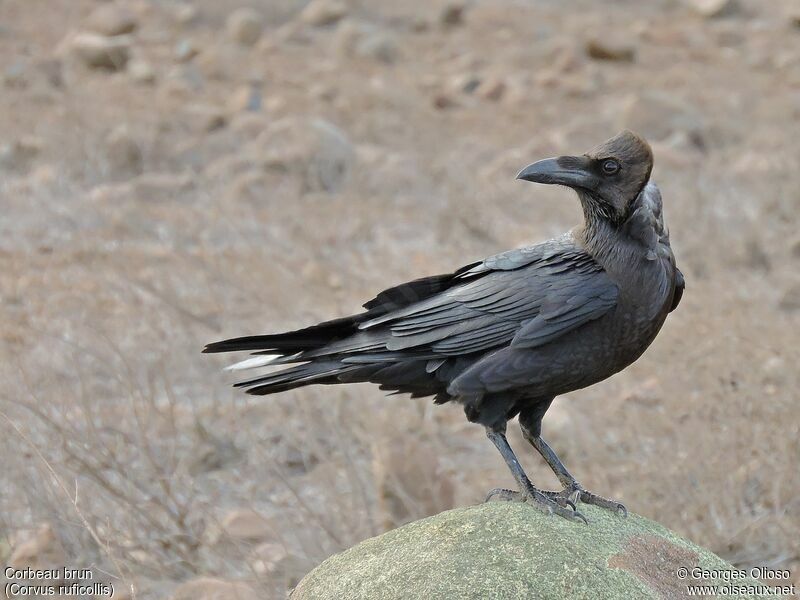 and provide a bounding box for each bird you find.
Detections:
[204,130,684,523]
